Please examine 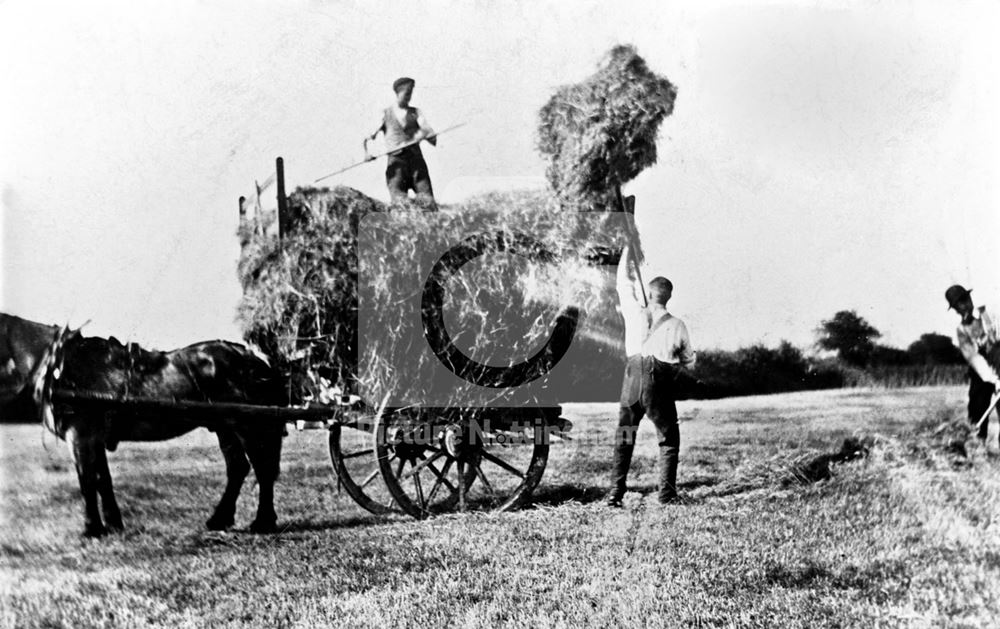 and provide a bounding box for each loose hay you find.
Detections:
[785,437,871,486]
[710,415,991,501]
[537,44,678,209]
[237,187,626,408]
[237,187,375,401]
